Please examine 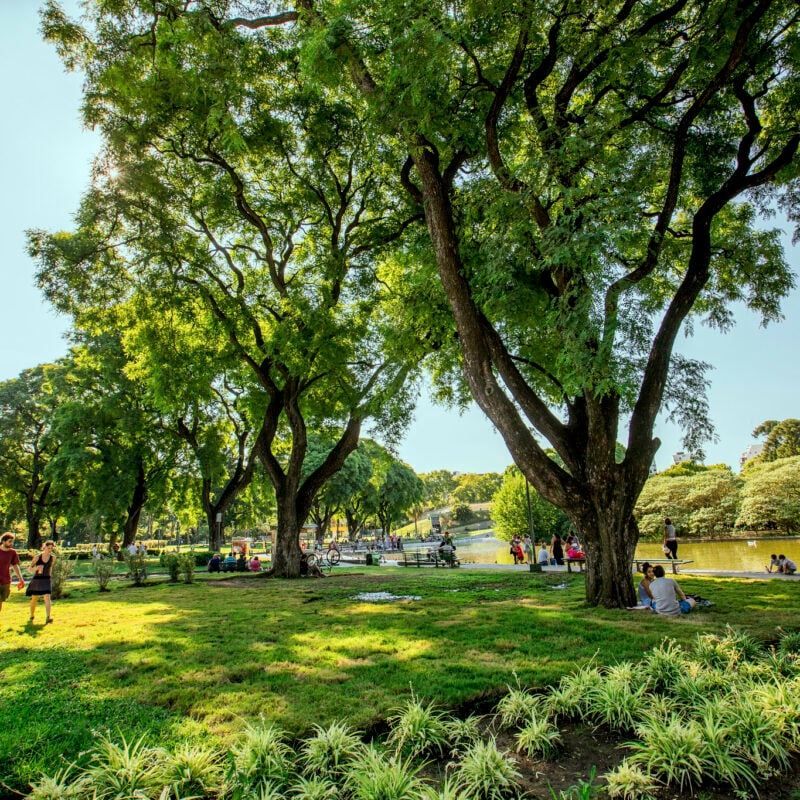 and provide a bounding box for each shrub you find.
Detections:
[177,553,196,584]
[27,765,89,800]
[162,741,223,798]
[124,552,148,586]
[92,558,116,591]
[161,553,181,583]
[50,552,77,599]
